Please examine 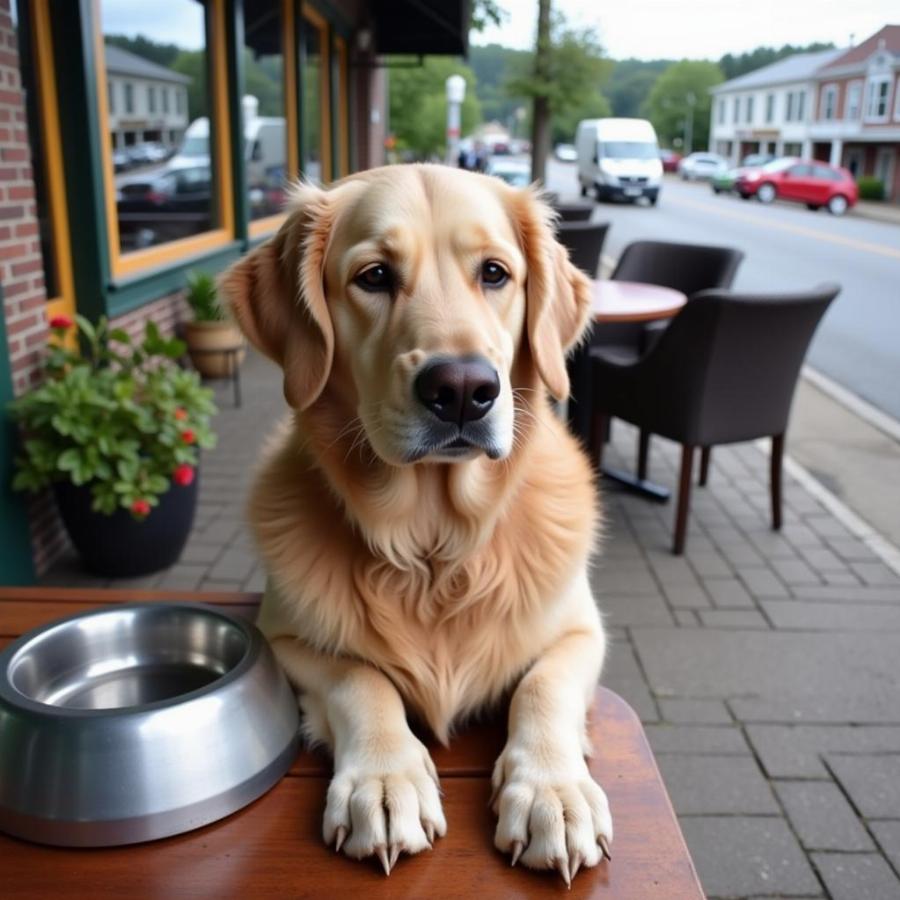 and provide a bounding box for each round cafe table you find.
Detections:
[567,280,687,501]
